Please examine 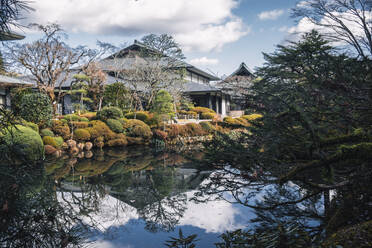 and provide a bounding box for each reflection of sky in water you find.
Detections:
[72,186,255,247]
